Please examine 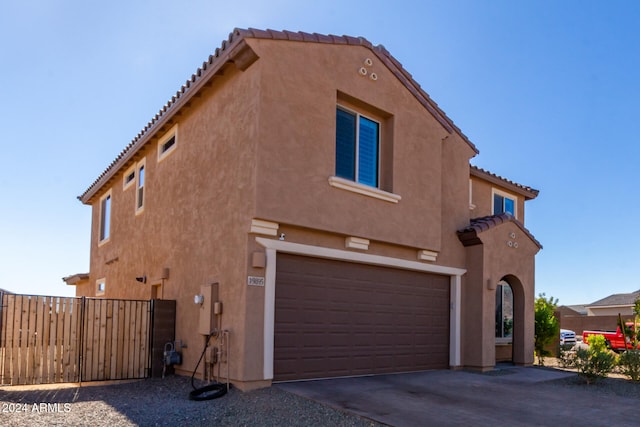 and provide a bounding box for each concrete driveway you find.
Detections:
[277,366,638,426]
